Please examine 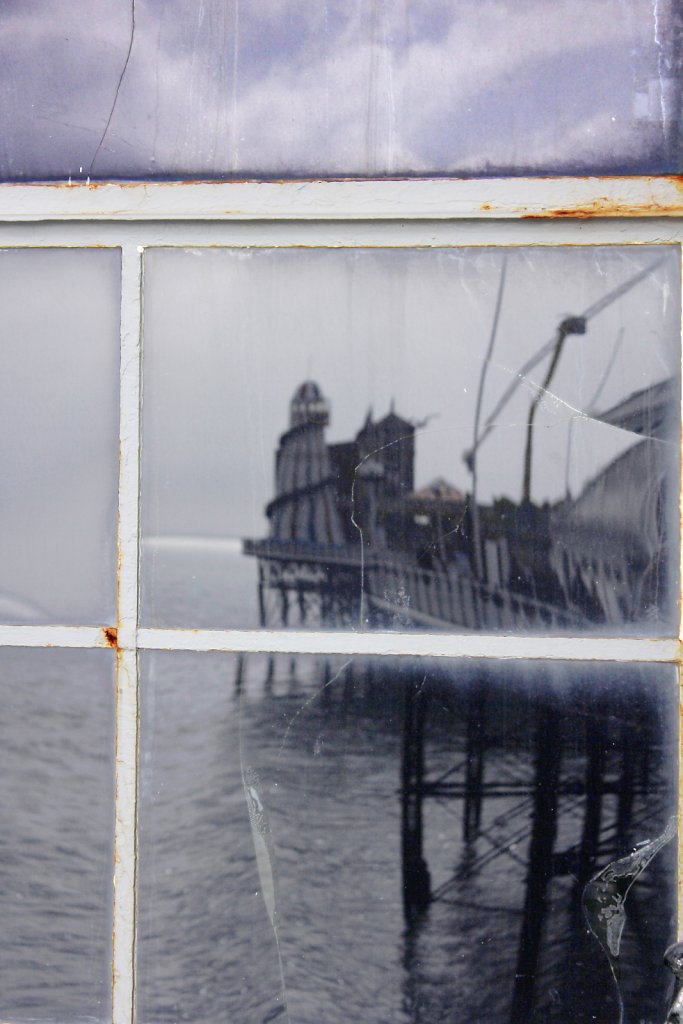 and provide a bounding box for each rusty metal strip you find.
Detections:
[112,246,142,1024]
[0,177,680,222]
